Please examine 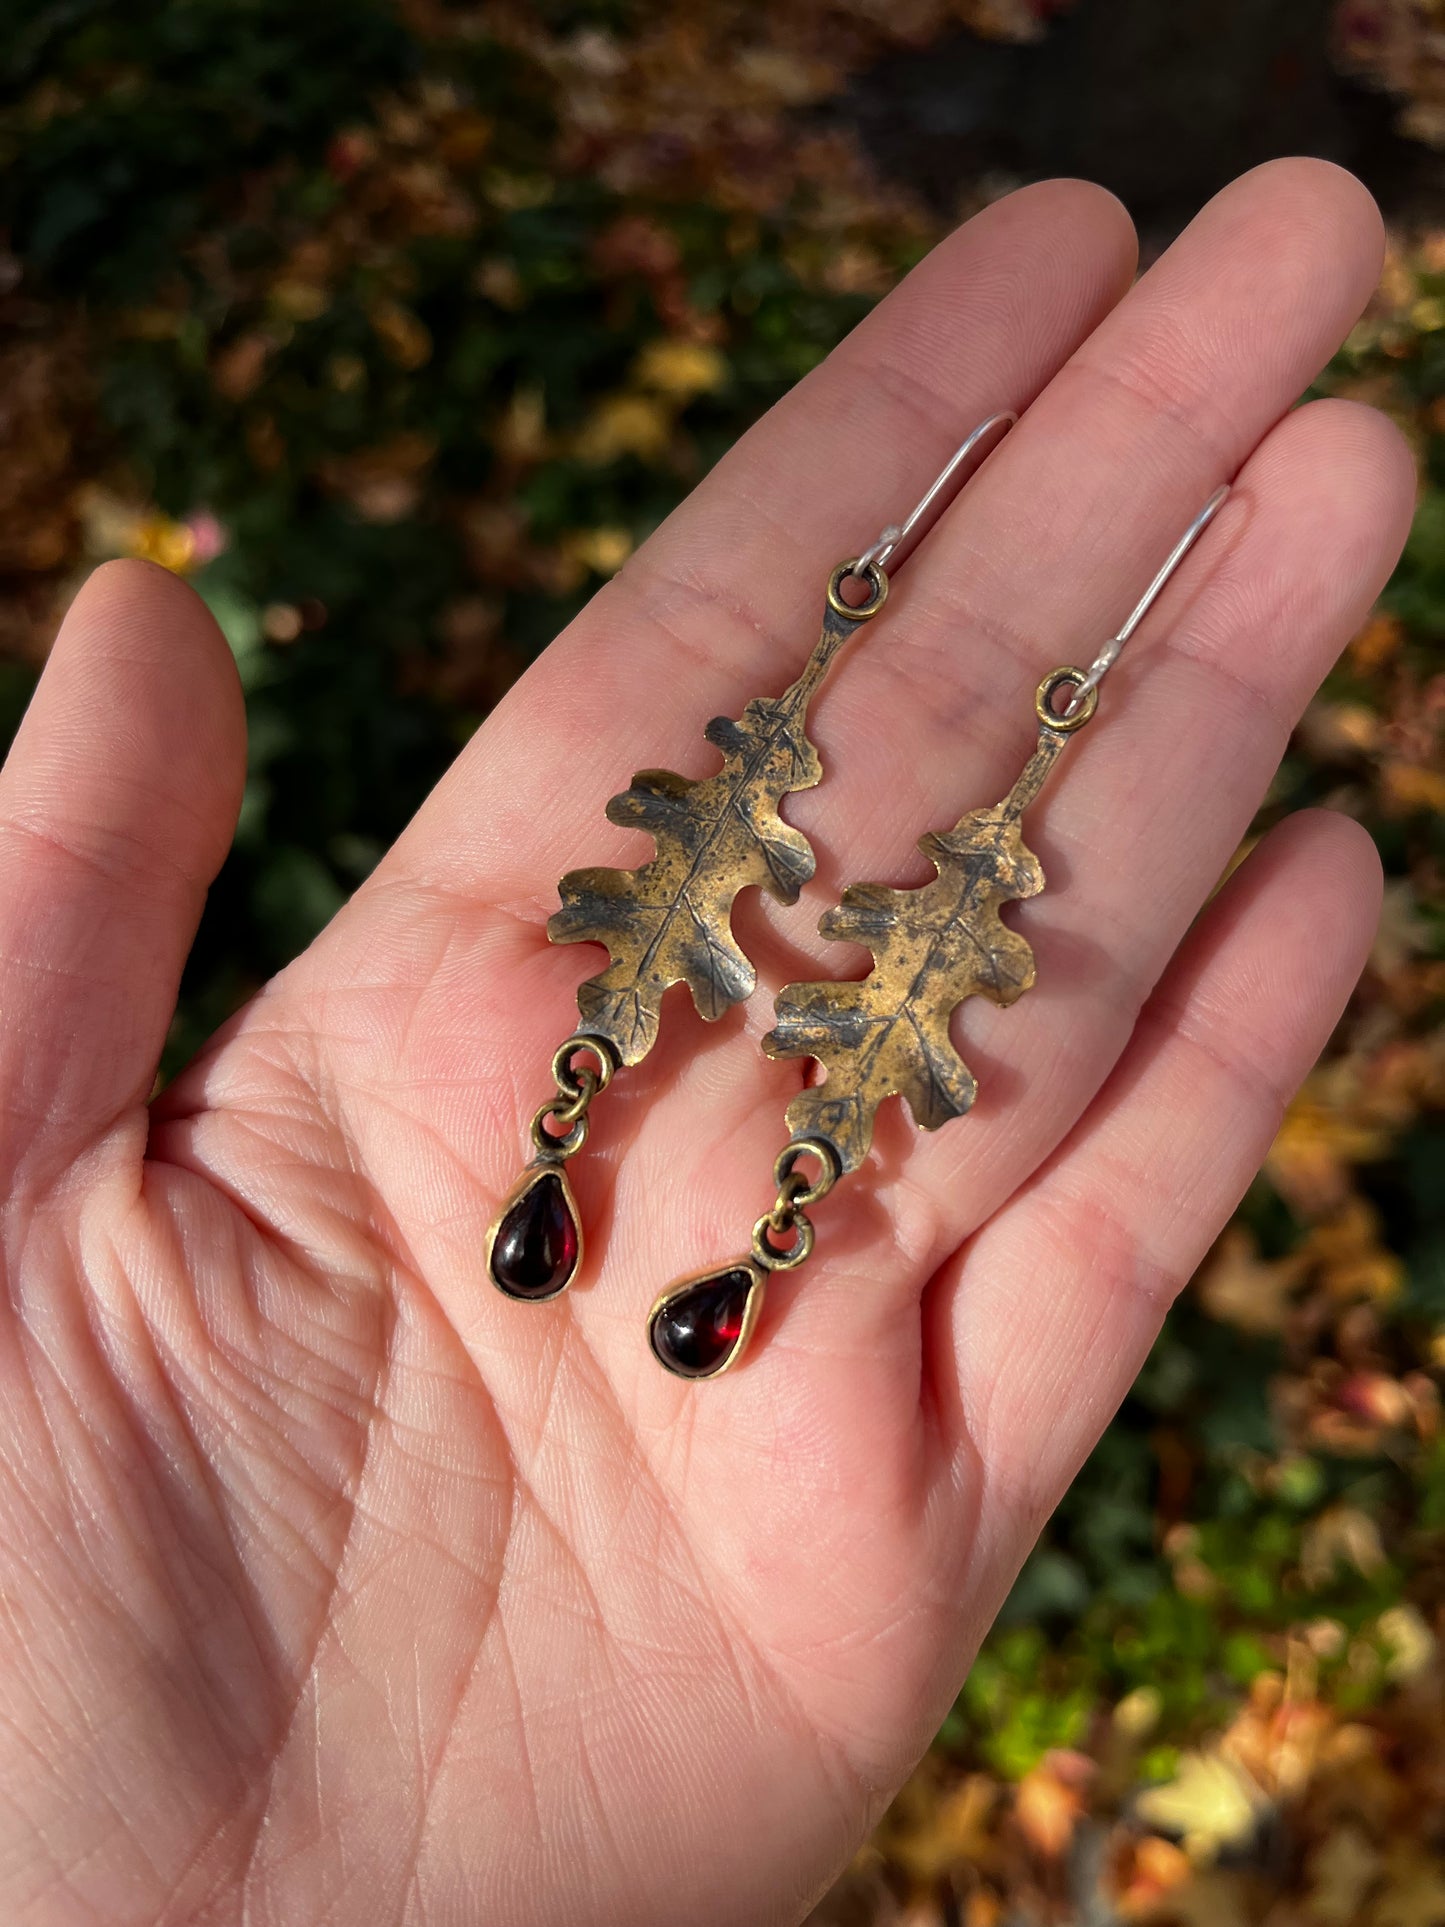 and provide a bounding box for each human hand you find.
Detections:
[0,161,1414,1925]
